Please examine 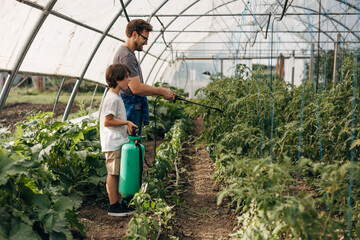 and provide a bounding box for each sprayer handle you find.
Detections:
[131,127,138,136]
[173,95,182,103]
